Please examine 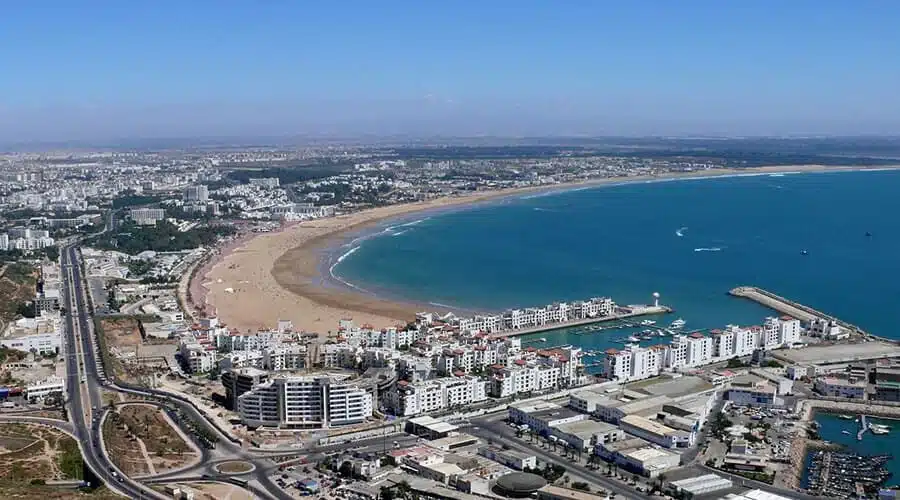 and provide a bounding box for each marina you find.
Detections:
[805,450,892,497]
[482,304,673,339]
